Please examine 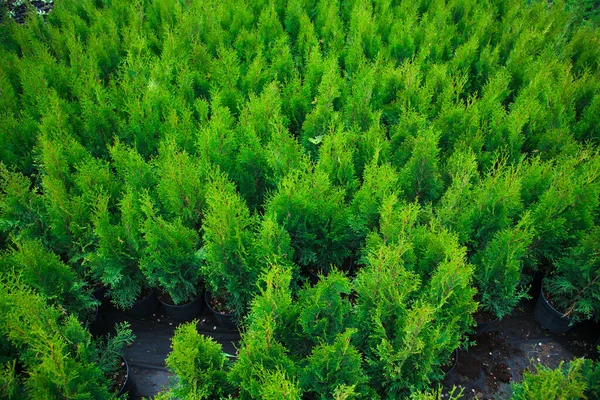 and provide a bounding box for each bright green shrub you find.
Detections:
[162,322,231,399]
[154,138,208,229]
[472,213,535,319]
[0,281,112,399]
[265,168,353,275]
[301,56,344,158]
[531,149,600,266]
[140,195,202,305]
[544,227,600,322]
[1,238,95,318]
[0,164,46,246]
[201,170,258,318]
[354,200,476,396]
[508,358,597,400]
[299,329,368,399]
[297,271,353,347]
[315,125,359,200]
[350,157,401,251]
[88,190,148,310]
